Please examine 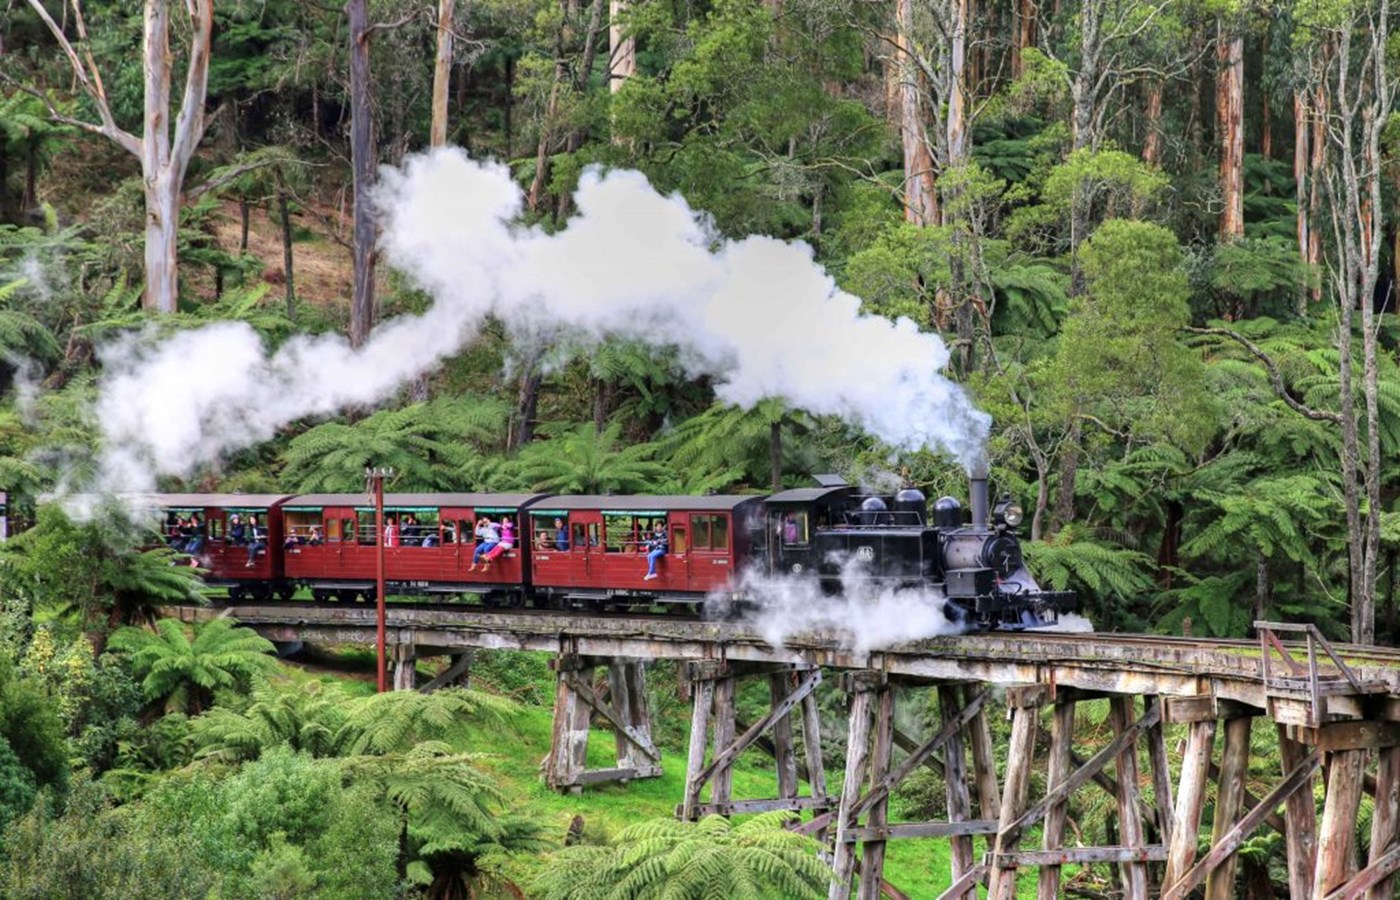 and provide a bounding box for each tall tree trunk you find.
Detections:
[1051,407,1083,532]
[1259,30,1273,162]
[608,1,635,92]
[555,0,605,219]
[430,0,456,148]
[769,420,782,492]
[1326,9,1389,644]
[896,0,939,225]
[279,191,295,321]
[143,173,180,312]
[1142,79,1163,166]
[1294,88,1311,315]
[0,144,9,223]
[1308,83,1326,304]
[1012,0,1036,78]
[239,199,251,253]
[1217,20,1245,242]
[513,369,544,451]
[348,0,377,348]
[1254,553,1270,625]
[23,143,37,211]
